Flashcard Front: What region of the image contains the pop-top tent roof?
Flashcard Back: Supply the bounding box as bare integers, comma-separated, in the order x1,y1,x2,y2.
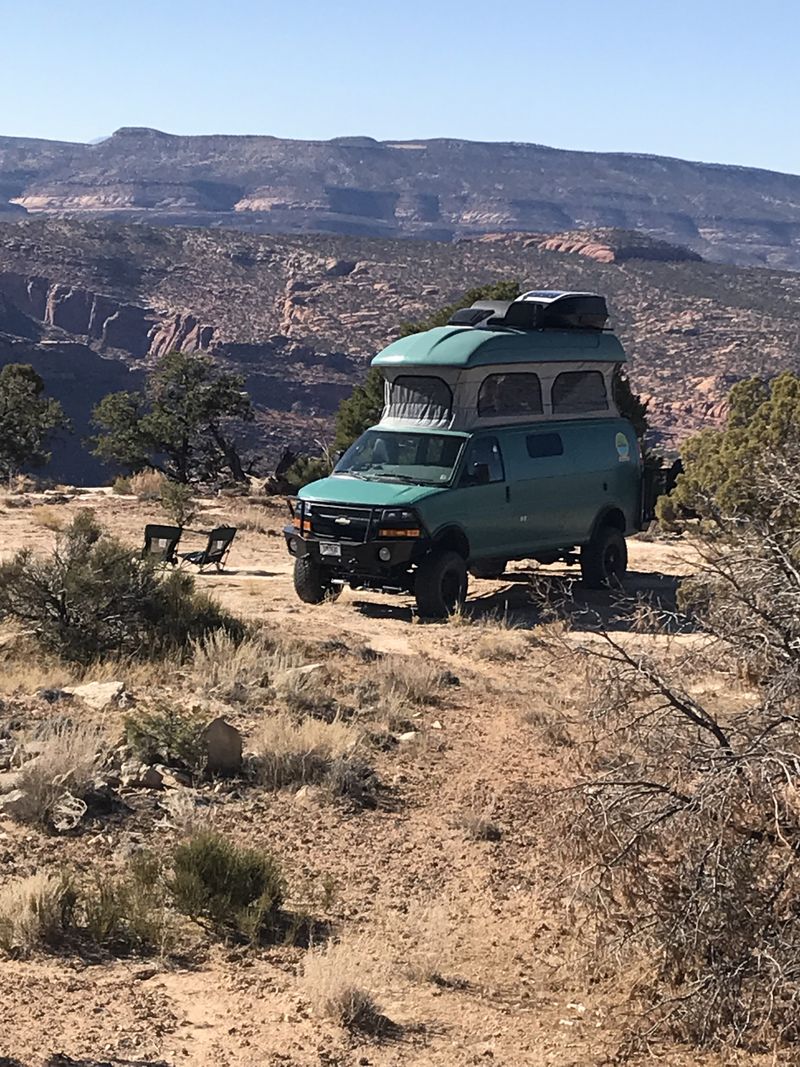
373,324,627,369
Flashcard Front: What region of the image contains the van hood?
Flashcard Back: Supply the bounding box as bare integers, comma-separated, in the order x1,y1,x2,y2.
298,475,445,508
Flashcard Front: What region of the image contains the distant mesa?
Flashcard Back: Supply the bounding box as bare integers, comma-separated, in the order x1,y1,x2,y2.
1,131,800,268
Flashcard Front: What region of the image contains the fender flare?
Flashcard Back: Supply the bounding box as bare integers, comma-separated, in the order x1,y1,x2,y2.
586,506,627,544
430,524,471,560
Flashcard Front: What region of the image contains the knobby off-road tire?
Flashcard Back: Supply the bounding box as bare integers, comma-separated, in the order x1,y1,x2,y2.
469,558,508,580
580,524,628,589
415,550,468,619
293,555,342,604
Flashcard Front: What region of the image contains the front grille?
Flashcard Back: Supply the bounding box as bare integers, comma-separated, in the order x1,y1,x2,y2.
307,503,376,542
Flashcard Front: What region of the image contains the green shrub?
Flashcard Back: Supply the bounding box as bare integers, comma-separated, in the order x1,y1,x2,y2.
112,474,132,495
126,704,207,773
82,853,171,954
670,372,800,521
160,479,198,527
169,831,284,942
0,512,243,664
284,454,333,491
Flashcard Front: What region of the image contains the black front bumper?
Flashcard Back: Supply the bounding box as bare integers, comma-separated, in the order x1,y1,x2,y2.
284,525,426,589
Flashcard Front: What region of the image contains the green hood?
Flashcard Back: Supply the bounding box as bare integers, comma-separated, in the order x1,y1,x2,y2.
298,474,445,507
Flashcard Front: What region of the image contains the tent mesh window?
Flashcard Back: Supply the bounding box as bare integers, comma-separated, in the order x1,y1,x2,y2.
387,375,453,423
551,371,608,414
478,373,543,417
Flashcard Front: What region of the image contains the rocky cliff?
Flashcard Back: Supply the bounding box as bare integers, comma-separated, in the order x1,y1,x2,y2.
3,129,800,269
1,216,799,483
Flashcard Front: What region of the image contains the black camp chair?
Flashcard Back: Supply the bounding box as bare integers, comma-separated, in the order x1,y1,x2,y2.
141,524,182,565
178,526,237,573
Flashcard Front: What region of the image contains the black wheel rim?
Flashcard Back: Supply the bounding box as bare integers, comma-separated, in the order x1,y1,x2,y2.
441,568,462,611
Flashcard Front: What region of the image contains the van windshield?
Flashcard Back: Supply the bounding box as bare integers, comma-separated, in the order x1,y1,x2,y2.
334,430,466,486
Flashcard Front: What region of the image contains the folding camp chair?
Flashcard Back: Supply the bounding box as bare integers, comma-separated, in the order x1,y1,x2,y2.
178,526,237,573
141,524,182,565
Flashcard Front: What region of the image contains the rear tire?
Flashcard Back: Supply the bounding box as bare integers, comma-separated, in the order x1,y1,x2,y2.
293,555,342,604
415,551,468,618
469,558,508,580
580,525,627,589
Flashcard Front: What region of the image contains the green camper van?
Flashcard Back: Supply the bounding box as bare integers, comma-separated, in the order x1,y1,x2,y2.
285,291,648,617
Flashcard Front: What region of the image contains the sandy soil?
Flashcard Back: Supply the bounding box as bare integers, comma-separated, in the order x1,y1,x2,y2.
0,493,755,1067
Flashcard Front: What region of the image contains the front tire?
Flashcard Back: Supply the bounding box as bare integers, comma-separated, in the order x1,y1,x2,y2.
293,555,342,604
415,551,468,618
469,558,508,580
580,525,627,589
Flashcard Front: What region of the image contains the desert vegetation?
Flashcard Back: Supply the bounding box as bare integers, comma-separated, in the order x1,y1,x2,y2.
1,380,799,1064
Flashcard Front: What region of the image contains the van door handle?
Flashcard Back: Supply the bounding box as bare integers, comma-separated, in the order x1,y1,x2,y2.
505,485,510,503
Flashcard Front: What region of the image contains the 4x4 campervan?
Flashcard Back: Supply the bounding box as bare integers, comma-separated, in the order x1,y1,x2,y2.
285,291,648,617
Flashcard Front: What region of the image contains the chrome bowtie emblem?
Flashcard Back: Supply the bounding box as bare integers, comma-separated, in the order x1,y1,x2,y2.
334,516,351,525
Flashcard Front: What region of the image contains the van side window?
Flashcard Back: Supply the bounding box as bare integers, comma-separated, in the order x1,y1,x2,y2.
388,376,452,422
551,371,608,414
526,433,564,458
478,373,543,416
460,437,505,486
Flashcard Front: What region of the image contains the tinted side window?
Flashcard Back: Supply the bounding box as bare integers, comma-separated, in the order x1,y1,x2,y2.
460,437,505,486
526,433,564,458
478,373,543,416
551,371,608,414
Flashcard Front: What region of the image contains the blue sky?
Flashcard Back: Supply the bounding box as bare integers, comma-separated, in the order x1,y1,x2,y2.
3,0,798,174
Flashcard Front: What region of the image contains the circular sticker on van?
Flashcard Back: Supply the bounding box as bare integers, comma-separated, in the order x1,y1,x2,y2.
615,432,631,462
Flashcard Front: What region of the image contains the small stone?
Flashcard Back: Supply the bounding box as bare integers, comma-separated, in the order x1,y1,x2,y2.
139,765,164,789
120,761,163,789
155,765,192,788
202,717,243,776
395,731,417,744
64,680,127,711
280,663,324,679
0,789,29,818
431,720,443,730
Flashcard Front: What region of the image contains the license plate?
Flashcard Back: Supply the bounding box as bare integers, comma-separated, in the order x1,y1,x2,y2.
320,542,341,558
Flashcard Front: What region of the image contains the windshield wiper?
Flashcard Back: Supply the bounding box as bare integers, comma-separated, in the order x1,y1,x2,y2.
368,473,430,484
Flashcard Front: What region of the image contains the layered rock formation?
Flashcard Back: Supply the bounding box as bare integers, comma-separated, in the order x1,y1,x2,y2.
3,129,800,269
1,216,799,483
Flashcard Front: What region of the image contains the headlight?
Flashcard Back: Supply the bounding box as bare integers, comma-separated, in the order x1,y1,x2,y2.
381,509,416,523
378,508,422,539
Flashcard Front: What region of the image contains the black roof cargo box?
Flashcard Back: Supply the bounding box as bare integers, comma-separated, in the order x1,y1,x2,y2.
447,291,609,332
504,291,608,331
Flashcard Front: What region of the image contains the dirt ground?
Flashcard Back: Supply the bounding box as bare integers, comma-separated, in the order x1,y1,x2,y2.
0,492,761,1067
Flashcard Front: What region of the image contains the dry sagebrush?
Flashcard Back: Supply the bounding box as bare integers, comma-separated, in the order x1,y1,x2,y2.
543,479,800,1051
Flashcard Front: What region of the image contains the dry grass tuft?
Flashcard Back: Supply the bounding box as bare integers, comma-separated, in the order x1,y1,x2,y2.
227,505,277,535
405,904,456,984
251,713,361,789
302,938,384,1030
29,505,67,531
189,629,305,693
125,469,167,500
0,871,75,956
14,722,104,826
371,654,444,707
473,629,529,661
455,799,502,841
522,707,574,747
